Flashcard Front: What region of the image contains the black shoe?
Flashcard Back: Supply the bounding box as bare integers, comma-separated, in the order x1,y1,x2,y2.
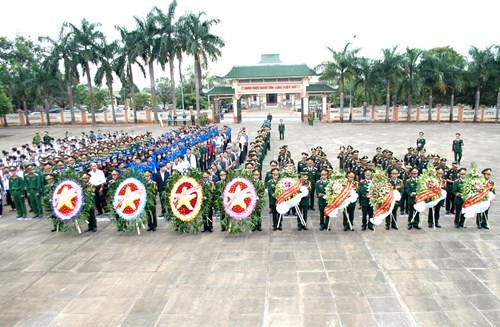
343,227,348,231
391,225,398,230
435,224,442,228
221,228,226,232
51,228,57,232
319,226,325,231
297,226,302,231
273,227,277,231
446,210,450,214
201,228,208,233
477,225,482,229
86,228,94,232
407,225,413,230
400,211,404,215
29,209,33,212
278,226,282,231
268,210,272,214
147,227,154,231
428,224,433,228
98,211,104,216
251,227,257,231
385,226,390,230
482,225,489,230
368,225,374,231
362,225,367,231
455,224,460,228
257,226,262,231
414,226,421,230
310,207,315,211
302,226,308,231
208,228,213,233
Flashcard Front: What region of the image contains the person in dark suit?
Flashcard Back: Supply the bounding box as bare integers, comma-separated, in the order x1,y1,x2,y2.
155,163,169,217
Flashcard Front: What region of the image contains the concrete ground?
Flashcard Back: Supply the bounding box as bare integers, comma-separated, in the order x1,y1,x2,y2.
0,110,499,327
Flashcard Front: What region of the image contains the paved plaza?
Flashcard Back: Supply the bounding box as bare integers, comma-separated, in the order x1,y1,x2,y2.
0,110,499,326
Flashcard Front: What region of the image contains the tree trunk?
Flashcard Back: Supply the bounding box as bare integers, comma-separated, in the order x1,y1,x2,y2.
428,94,433,122
385,84,390,123
473,88,480,123
85,61,96,125
108,81,116,123
177,54,185,111
339,92,344,123
23,100,30,126
169,58,177,118
362,101,367,117
2,114,7,127
449,90,454,123
44,99,51,126
148,60,158,123
496,91,499,124
66,81,75,124
407,95,412,121
194,56,201,118
128,64,137,123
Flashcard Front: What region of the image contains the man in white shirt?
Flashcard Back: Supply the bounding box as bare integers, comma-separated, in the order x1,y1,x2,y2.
89,162,107,215
185,148,197,169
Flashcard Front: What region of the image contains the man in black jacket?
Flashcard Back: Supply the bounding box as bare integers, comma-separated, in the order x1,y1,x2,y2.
155,163,169,217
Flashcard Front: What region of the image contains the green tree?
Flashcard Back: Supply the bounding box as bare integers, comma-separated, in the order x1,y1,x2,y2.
95,41,119,123
135,92,152,110
420,50,445,122
354,57,378,116
63,19,105,125
180,12,224,117
0,84,12,127
317,42,360,122
373,47,403,122
398,47,422,120
467,45,496,122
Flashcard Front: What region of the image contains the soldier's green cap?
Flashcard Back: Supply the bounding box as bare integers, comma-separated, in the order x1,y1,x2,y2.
301,152,309,156
482,168,492,174
9,166,16,171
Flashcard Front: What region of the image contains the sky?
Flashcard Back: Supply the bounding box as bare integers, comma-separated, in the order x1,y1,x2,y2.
1,0,498,89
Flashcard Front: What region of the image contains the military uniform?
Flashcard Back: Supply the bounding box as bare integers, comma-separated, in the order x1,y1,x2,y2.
452,176,466,227
405,176,420,229
304,162,318,209
387,178,404,229
478,178,495,228
266,178,280,230
428,177,445,228
25,172,43,218
358,179,374,230
10,173,27,218
201,179,215,232
445,167,458,214
343,181,357,231
146,177,158,231
278,122,285,140
452,138,464,164
315,177,329,230
297,177,311,230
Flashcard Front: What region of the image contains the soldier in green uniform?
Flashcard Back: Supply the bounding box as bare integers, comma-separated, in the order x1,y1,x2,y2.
452,132,464,165
9,167,27,218
445,162,459,214
201,172,215,233
478,168,495,229
80,174,97,232
267,168,280,231
144,171,158,231
337,146,348,170
387,168,403,230
251,169,264,231
304,158,318,210
452,167,467,228
297,152,308,173
278,119,285,140
416,131,426,152
358,168,374,231
315,170,329,230
25,164,43,218
343,172,357,231
297,172,311,231
216,170,228,231
405,168,421,230
428,167,445,228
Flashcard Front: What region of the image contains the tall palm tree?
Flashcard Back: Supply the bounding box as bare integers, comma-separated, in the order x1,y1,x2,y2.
115,26,145,123
420,50,445,122
95,40,118,123
175,21,188,111
133,11,161,123
29,63,63,125
62,19,105,125
317,42,360,122
399,47,422,120
467,46,495,122
354,57,378,117
181,12,224,118
373,47,403,122
155,1,178,118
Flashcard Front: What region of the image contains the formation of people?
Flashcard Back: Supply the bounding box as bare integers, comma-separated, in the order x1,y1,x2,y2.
0,121,495,234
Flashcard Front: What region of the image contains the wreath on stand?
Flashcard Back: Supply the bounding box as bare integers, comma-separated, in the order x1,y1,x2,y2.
105,168,149,234
43,167,93,233
214,169,264,234
161,168,205,233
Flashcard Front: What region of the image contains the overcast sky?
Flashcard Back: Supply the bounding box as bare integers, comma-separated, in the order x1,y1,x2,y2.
1,0,498,89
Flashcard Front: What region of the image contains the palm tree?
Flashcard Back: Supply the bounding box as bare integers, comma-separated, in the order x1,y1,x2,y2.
354,57,378,117
317,42,360,122
468,46,495,122
115,26,145,123
29,63,63,125
175,21,188,111
420,50,446,122
180,12,225,118
398,47,422,120
373,47,403,122
155,1,178,118
62,19,105,125
133,11,161,123
39,31,80,124
95,41,118,123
